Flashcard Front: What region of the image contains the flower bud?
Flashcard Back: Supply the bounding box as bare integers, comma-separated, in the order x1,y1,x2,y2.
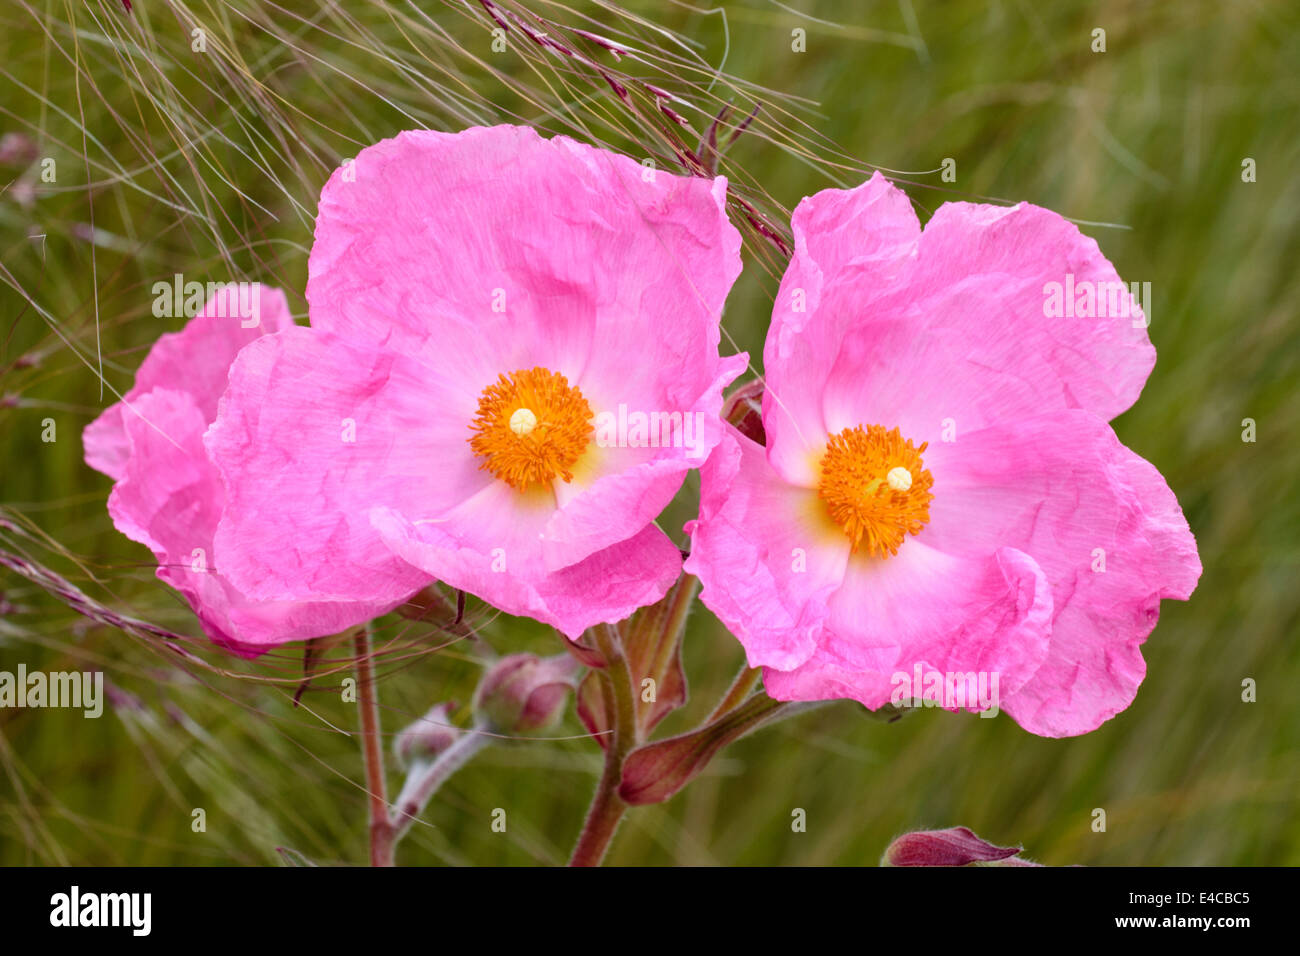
721,378,765,445
883,826,1036,866
395,585,457,621
393,702,460,767
473,653,579,734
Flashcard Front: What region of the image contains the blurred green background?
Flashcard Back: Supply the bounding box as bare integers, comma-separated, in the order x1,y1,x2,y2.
1,0,1297,865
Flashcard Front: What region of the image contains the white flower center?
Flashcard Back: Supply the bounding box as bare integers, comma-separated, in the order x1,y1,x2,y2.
886,466,913,493
509,407,538,436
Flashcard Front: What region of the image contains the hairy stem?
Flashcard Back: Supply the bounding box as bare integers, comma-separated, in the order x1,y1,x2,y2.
569,622,639,866
354,625,395,867
709,664,764,720
652,574,698,676
390,726,493,845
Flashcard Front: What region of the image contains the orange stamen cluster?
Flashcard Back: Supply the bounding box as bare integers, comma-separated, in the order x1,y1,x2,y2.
468,367,594,492
817,424,934,557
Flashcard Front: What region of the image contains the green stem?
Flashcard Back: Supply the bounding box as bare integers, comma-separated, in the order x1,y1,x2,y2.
568,622,639,866
354,625,395,867
650,574,698,679
709,664,764,721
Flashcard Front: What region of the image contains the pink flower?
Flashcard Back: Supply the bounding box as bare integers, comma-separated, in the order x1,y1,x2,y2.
83,287,403,654
205,125,745,640
685,173,1201,737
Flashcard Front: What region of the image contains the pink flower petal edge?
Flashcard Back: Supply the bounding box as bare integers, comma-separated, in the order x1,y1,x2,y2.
84,289,409,654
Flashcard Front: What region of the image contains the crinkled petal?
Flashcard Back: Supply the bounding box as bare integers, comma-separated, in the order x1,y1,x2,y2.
106,390,219,558
308,125,743,419
205,326,455,605
921,410,1201,736
912,199,1155,420
85,285,295,481
372,502,681,639
763,173,920,485
762,172,1156,485
546,351,746,570
685,426,850,670
111,389,406,654
763,543,1053,713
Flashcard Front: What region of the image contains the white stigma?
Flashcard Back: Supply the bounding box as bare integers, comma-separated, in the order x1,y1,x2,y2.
509,407,538,436
886,466,912,492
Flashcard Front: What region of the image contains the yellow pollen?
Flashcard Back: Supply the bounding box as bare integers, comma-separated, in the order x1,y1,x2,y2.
469,367,594,492
817,424,933,558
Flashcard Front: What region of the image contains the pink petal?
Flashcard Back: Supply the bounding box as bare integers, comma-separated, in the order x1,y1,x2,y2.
763,543,1053,713
105,389,219,558
763,172,920,486
913,199,1155,420
762,172,1156,486
85,285,295,481
922,410,1201,736
545,351,746,570
308,125,743,428
110,389,407,654
372,504,681,639
205,326,454,605
684,426,850,671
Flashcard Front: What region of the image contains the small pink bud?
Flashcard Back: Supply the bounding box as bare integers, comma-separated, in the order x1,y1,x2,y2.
9,178,35,209
393,702,460,767
883,827,1033,866
473,653,579,734
0,133,37,165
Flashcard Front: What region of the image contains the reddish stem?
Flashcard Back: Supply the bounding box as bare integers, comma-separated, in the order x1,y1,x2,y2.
569,623,638,866
354,626,395,867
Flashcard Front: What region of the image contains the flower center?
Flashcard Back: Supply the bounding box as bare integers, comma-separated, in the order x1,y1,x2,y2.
817,424,934,557
469,367,594,491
